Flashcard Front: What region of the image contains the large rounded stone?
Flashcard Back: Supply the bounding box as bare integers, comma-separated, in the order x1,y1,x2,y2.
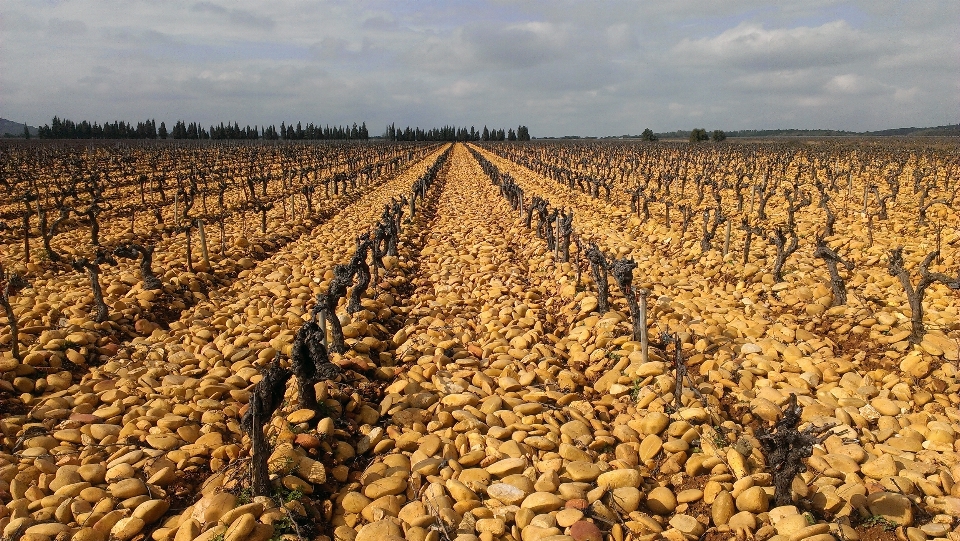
521,492,564,513
356,520,403,541
596,469,640,489
569,520,603,541
712,490,735,526
646,486,677,515
735,486,769,514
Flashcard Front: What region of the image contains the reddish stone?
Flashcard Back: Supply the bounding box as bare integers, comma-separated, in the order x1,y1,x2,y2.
295,433,322,449
865,481,886,494
569,520,602,541
565,498,589,510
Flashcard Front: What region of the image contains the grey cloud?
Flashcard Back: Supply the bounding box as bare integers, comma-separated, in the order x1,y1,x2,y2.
47,18,87,37
191,1,275,30
462,21,571,70
362,13,396,31
402,20,574,75
1,1,957,135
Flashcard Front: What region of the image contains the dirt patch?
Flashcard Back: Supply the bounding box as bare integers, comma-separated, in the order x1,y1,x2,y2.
0,391,26,416
837,331,890,372
718,393,751,425
701,529,731,541
682,498,711,521
675,474,711,493
166,465,212,513
148,290,184,328
853,524,898,541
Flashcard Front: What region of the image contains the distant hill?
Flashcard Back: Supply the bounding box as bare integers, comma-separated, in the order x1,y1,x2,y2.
0,118,38,137
861,124,960,136
654,124,960,139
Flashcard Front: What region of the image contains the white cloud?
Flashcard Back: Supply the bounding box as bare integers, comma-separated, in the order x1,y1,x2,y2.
672,21,884,70
824,74,879,95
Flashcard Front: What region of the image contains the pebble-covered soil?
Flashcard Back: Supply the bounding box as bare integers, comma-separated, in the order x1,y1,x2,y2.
1,142,959,541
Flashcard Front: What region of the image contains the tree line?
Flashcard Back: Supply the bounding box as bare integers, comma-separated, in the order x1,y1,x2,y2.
35,117,372,140
36,117,161,139
383,124,531,142
33,117,534,142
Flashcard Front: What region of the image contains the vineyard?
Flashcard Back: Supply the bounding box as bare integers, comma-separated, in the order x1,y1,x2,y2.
1,139,959,541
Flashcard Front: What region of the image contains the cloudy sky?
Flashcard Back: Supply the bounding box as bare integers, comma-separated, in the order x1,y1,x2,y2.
1,0,957,136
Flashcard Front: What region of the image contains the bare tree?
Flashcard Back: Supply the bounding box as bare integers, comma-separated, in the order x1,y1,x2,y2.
347,233,373,314
19,191,37,263
757,394,835,507
740,218,762,265
0,265,29,363
609,258,645,343
887,247,960,342
290,307,341,411
240,356,291,496
769,226,799,283
756,175,776,220
700,207,726,254
679,204,694,236
72,250,116,323
820,198,836,239
114,244,162,290
813,237,854,306
38,197,72,263
783,186,811,231
584,243,611,313
323,264,353,354
557,210,574,263
81,176,108,247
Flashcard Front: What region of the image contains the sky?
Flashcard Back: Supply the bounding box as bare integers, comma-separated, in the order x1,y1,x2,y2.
1,0,957,136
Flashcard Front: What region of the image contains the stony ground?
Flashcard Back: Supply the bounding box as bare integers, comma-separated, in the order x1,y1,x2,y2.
1,143,959,541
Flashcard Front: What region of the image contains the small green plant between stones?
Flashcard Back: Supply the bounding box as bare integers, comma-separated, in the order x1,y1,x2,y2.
235,487,254,505
861,515,898,531
630,378,643,402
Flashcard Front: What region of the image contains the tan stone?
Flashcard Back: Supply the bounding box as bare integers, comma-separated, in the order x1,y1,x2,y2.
712,490,735,526
110,517,145,541
597,469,641,489
132,499,169,524
646,486,677,515
364,476,407,499
861,454,897,480
356,519,403,541
565,461,601,482
521,492,564,513
638,434,663,462
637,412,670,435
109,478,147,499
224,513,258,541
342,492,372,514
866,492,912,526
669,514,704,537
486,457,527,477
487,483,526,505
736,486,769,514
